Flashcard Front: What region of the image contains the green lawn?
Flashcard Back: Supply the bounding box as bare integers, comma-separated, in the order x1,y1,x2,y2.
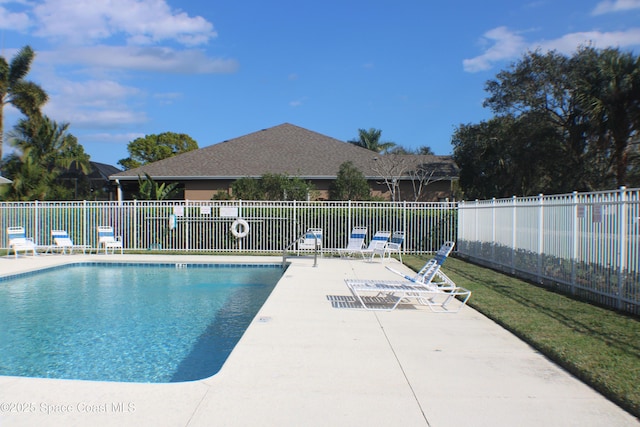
403,255,640,419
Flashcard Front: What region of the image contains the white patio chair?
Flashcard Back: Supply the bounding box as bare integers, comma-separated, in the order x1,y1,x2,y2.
97,226,123,254
297,228,323,255
359,230,390,259
333,226,367,258
7,226,38,258
371,230,404,262
50,230,90,254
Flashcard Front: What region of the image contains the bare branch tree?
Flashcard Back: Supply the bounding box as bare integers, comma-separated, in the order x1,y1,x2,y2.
370,155,409,201
408,164,436,201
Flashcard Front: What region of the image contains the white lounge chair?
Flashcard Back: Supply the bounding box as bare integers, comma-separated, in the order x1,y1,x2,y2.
97,226,123,254
345,241,471,312
7,226,38,258
359,230,390,259
334,226,367,257
297,228,323,255
49,230,90,254
372,230,405,262
386,240,455,287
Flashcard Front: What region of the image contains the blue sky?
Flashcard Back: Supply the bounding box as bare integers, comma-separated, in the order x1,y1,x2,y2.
1,0,639,168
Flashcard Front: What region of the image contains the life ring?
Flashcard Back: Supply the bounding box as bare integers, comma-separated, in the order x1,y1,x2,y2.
231,218,250,238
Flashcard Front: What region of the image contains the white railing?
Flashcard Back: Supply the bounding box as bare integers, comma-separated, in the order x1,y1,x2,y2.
457,188,640,314
0,200,457,255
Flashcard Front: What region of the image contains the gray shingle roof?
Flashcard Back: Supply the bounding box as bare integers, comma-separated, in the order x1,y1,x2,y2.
110,123,458,181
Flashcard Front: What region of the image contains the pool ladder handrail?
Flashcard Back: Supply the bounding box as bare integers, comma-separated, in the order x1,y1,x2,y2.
282,231,319,268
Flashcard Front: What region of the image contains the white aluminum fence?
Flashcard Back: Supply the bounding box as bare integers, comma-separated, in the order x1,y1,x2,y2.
457,188,640,315
0,200,457,255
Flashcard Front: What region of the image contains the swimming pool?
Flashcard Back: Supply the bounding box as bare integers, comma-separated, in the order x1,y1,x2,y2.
0,262,285,383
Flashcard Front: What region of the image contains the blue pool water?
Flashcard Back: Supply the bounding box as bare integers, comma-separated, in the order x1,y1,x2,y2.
0,263,284,383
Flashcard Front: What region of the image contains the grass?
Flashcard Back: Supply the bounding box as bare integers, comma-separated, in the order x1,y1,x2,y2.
403,254,640,419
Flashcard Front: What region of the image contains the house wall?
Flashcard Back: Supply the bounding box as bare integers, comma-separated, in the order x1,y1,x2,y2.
401,180,453,202
184,180,234,200
371,180,453,202
183,178,453,201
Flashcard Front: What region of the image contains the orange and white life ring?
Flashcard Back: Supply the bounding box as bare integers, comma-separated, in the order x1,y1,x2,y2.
231,218,250,238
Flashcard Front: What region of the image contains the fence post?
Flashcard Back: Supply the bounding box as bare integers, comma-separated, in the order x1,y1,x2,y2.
617,186,627,310
34,200,40,245
571,191,578,296
402,200,407,253
474,200,479,251
132,199,138,251
511,196,517,273
538,194,544,282
83,200,88,248
187,200,193,251
348,200,352,236
491,198,496,263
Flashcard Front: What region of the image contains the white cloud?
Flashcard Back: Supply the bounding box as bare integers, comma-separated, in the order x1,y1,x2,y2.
0,5,30,31
42,78,147,128
463,26,640,72
154,92,182,106
62,108,148,128
31,0,216,46
592,0,640,15
463,27,527,72
40,45,238,74
55,79,141,105
82,132,144,144
535,28,640,53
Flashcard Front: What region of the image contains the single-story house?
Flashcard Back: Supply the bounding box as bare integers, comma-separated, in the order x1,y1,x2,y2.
109,123,459,201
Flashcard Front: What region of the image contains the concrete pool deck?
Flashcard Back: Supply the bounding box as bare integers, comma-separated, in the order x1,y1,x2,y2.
0,254,637,427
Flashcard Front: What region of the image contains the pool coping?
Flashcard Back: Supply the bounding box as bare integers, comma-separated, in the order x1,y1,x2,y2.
0,253,637,427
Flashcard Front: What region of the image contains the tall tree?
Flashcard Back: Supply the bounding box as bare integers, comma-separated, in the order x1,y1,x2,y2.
482,49,617,192
1,116,91,200
0,46,48,165
575,47,640,187
452,114,565,199
348,128,396,153
118,132,198,170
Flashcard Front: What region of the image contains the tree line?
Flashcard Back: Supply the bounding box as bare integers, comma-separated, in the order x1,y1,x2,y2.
453,47,640,200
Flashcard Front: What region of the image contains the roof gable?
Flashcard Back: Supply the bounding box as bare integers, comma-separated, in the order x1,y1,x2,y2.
111,123,457,180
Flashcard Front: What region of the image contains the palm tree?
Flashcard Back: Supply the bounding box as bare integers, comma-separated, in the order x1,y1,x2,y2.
0,45,48,165
136,173,180,200
349,128,396,153
576,47,640,186
2,116,90,200
417,146,435,155
11,116,90,174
